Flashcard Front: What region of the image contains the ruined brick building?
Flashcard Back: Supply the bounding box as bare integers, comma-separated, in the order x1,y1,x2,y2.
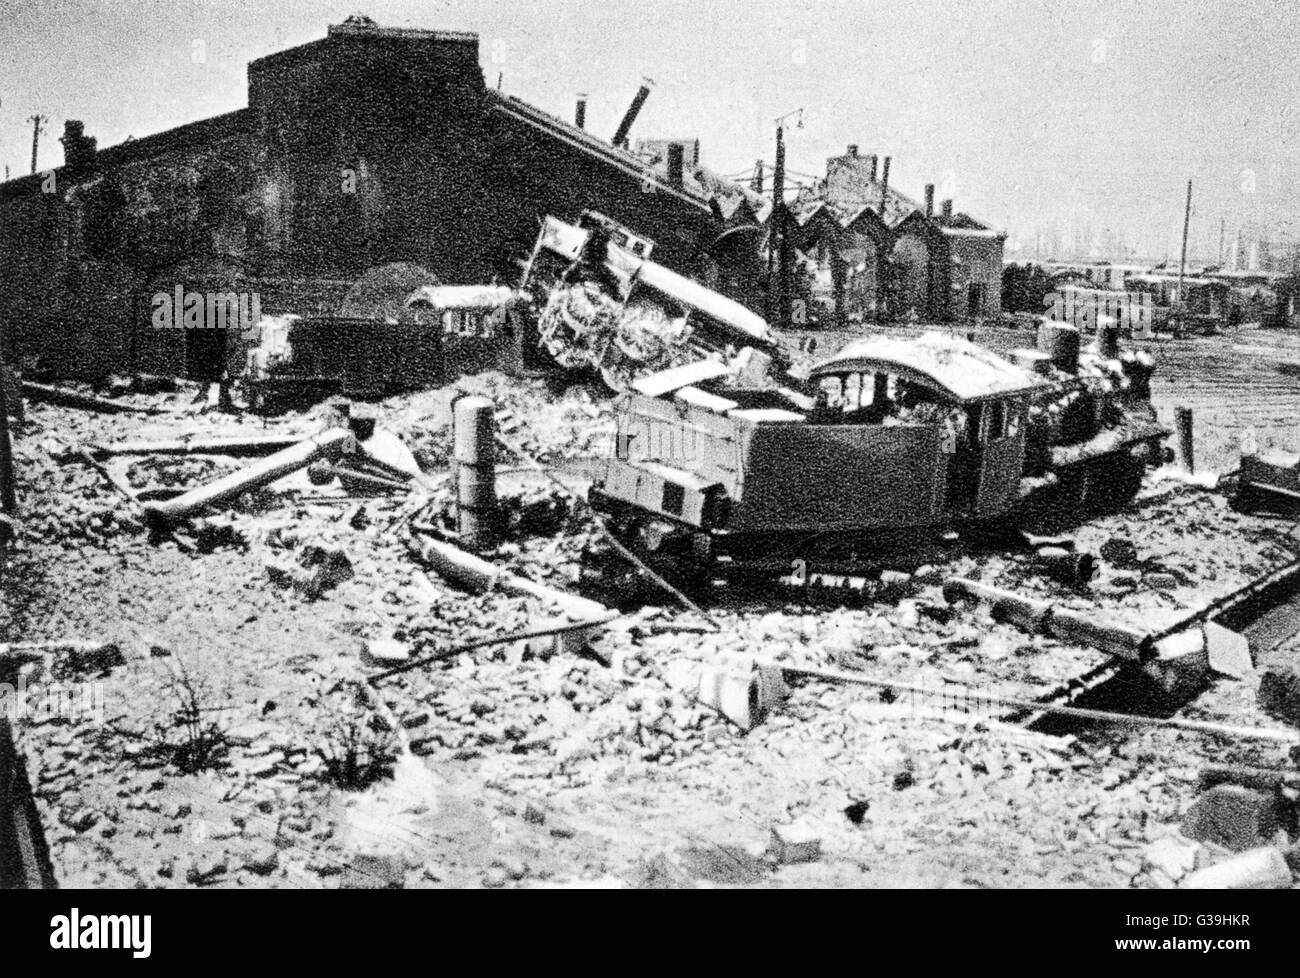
790,146,1006,326
0,19,764,379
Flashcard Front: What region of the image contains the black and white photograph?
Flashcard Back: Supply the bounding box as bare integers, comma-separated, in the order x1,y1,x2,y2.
0,0,1296,929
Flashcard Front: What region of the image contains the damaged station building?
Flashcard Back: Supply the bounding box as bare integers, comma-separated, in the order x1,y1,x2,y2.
789,147,1006,326
0,18,768,383
0,16,1005,385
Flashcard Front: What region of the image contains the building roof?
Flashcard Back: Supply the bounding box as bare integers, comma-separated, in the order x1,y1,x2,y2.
0,109,250,202
808,331,1044,402
940,226,1006,240
796,150,999,235
816,172,922,228
486,90,714,212
0,19,752,222
404,285,520,309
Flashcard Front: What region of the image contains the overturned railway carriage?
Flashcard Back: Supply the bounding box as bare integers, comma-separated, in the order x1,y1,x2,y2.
523,213,789,390
590,331,1167,579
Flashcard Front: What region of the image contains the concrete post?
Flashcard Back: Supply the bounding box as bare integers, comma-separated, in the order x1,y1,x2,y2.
453,396,497,549
1176,406,1195,473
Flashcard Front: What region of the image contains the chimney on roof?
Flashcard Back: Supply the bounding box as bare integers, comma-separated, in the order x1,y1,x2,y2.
751,159,764,194
879,157,891,215
847,144,858,157
924,184,935,218
868,154,878,182
612,78,653,148
60,120,96,173
941,198,953,220
667,142,684,189
575,94,587,130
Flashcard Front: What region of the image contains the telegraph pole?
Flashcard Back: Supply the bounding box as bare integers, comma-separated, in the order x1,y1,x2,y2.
0,98,12,523
771,109,802,330
27,114,46,174
1,100,18,525
1175,178,1192,335
0,342,15,521
773,122,788,329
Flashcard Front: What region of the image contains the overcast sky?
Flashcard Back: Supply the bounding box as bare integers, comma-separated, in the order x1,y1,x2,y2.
2,0,1297,261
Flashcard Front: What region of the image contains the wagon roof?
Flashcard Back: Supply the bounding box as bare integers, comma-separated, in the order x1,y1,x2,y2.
403,285,520,310
808,331,1044,402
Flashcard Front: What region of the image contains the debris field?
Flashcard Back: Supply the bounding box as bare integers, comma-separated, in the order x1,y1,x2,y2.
3,328,1300,890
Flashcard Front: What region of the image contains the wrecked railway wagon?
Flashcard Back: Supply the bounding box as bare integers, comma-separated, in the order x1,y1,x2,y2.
523,213,787,391
589,329,1167,579
243,286,532,407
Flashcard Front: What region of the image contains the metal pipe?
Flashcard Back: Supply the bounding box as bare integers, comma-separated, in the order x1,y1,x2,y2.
368,615,616,684
140,428,355,528
773,662,1300,744
1176,178,1193,335
612,81,652,148
91,435,306,458
942,577,1153,662
21,381,152,415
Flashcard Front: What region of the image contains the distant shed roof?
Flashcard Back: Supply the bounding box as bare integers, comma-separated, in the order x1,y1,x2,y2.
809,331,1044,402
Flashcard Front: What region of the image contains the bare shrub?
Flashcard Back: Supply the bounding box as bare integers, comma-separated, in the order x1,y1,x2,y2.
309,680,397,790
147,658,230,774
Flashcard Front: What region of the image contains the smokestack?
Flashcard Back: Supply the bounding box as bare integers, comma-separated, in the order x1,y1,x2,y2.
751,159,765,194
612,79,653,148
941,198,953,220
868,154,878,182
575,94,587,130
879,157,891,215
59,119,97,173
667,142,684,189
924,184,935,218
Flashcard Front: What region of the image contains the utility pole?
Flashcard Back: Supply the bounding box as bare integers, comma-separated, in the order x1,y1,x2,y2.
1219,217,1225,267
0,96,13,522
27,114,46,174
1175,178,1192,336
771,109,802,331
0,341,15,521
772,122,788,329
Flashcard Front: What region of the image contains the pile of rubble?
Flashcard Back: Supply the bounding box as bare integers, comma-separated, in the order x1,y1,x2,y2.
4,358,1300,889
1140,766,1300,889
